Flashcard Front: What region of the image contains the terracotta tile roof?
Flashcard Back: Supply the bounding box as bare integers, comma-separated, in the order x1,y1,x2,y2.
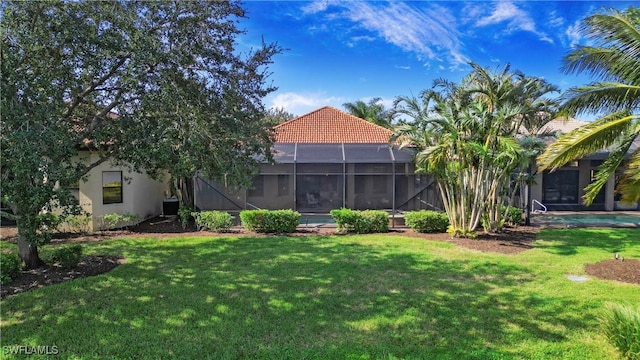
274,106,393,143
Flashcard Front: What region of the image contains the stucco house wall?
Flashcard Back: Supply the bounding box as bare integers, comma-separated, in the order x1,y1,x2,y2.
73,151,169,231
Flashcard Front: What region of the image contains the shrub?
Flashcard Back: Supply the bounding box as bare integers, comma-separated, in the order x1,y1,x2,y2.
600,302,640,360
404,210,450,233
193,211,233,232
62,214,92,233
330,208,388,234
102,213,140,230
503,206,524,226
178,205,194,229
240,209,300,233
447,226,477,239
48,244,83,269
1,253,21,285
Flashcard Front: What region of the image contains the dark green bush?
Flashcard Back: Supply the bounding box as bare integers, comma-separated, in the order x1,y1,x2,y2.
49,244,83,269
240,209,300,233
600,303,640,360
193,211,233,232
404,210,450,233
330,208,388,234
1,253,21,285
503,206,524,226
178,206,194,229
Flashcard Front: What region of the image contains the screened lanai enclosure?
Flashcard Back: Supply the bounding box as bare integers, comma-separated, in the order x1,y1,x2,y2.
194,143,442,214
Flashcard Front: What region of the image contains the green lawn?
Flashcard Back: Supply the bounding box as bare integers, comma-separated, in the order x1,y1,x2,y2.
1,228,639,359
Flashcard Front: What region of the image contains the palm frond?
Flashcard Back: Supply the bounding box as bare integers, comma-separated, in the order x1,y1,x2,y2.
617,146,640,203
563,8,640,83
582,132,636,204
560,83,640,115
537,112,635,170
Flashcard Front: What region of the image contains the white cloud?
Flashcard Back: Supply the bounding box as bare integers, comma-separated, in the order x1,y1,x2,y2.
475,2,553,44
547,10,565,28
268,92,345,116
303,1,468,70
565,20,583,47
346,35,376,48
301,0,336,15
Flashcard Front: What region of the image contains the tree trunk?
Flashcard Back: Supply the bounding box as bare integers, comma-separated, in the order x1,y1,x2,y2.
17,235,45,269
177,176,195,209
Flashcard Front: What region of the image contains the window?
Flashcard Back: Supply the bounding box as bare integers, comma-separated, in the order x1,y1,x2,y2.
354,176,366,194
248,176,264,197
102,171,123,204
543,170,579,204
278,175,289,197
373,175,388,193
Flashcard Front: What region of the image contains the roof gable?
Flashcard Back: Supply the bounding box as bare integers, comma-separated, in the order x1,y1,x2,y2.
274,106,392,143
538,117,589,135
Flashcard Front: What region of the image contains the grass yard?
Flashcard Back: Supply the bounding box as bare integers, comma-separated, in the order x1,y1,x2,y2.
1,228,639,359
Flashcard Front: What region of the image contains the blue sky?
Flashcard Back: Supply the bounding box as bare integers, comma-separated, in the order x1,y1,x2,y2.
239,1,636,118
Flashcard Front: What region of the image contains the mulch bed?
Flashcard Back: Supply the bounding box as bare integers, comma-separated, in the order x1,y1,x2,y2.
1,255,125,299
585,259,640,285
1,216,637,298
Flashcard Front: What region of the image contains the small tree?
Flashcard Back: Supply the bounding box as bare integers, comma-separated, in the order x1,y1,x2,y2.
1,1,281,268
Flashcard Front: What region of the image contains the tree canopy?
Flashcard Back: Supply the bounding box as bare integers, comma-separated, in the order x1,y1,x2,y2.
1,1,281,267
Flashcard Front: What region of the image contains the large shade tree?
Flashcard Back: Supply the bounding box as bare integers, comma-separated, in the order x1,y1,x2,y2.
393,63,558,237
538,7,640,204
1,1,281,268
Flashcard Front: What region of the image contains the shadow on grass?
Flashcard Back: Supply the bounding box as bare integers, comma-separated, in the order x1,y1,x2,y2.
1,235,602,359
537,228,640,256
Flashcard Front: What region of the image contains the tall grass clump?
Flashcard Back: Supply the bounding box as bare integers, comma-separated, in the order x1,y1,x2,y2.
600,302,640,360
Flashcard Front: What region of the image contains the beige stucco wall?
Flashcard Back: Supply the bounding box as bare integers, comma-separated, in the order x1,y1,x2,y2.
75,152,169,231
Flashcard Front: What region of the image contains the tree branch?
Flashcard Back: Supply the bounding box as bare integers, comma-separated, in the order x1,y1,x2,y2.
64,56,129,119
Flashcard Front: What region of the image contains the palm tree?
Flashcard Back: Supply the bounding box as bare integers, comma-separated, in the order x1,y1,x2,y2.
343,98,392,128
537,7,640,204
393,63,558,236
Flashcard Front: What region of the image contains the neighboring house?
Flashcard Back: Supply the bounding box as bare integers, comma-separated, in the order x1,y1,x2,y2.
195,106,440,213
67,151,169,231
529,118,640,211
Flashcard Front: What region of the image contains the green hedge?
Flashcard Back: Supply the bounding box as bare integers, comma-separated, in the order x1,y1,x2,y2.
404,210,450,233
1,253,21,285
47,244,83,269
193,211,233,232
239,209,300,233
330,208,388,234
